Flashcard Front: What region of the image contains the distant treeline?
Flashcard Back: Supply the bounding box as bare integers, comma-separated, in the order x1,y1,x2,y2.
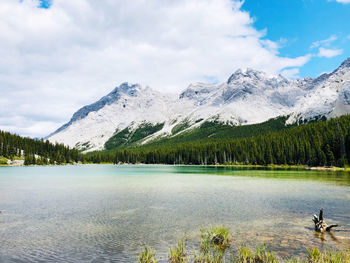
2,115,350,167
0,130,80,165
85,115,350,167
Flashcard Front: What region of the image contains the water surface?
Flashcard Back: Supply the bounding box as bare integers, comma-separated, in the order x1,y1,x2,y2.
0,165,349,262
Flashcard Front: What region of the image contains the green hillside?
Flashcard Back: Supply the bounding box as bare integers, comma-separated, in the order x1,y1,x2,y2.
142,116,292,148
102,116,291,151
105,122,165,150
85,114,350,167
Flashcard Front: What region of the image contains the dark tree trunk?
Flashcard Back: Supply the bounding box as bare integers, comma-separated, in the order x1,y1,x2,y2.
312,209,338,233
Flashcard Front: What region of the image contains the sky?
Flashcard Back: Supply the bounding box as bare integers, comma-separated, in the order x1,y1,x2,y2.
0,0,349,138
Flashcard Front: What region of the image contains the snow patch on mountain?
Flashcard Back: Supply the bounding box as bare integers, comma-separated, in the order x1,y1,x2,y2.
48,58,350,152
286,57,350,124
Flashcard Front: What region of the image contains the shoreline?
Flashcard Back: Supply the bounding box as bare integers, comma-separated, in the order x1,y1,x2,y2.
1,161,350,172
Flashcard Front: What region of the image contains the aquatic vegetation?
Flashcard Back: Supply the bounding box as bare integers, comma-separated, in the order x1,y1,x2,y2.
284,257,302,263
201,226,230,251
137,227,350,263
210,226,231,250
169,239,188,263
236,245,255,263
194,251,226,263
137,246,157,263
194,226,231,263
237,246,279,263
307,248,350,263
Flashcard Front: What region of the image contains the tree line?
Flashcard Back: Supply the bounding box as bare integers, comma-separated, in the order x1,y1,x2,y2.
0,130,81,165
2,115,350,167
85,115,350,167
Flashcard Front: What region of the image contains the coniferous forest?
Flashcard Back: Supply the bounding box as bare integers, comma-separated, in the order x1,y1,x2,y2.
1,115,350,167
0,130,80,165
85,115,350,167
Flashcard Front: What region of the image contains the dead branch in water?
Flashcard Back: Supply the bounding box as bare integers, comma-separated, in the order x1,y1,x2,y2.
312,209,338,233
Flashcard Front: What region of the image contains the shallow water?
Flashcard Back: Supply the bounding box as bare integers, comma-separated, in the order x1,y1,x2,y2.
0,165,349,262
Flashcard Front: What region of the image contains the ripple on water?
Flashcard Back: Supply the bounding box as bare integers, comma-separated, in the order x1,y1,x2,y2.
1,165,350,262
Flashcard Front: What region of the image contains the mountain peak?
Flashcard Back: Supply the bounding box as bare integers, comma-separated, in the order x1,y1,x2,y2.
227,68,267,84
340,57,350,69
227,69,244,83
48,61,350,151
110,82,141,96
73,82,140,117
47,82,140,138
321,57,350,80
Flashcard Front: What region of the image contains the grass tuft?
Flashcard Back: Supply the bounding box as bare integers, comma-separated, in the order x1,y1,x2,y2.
237,246,279,263
169,238,188,263
137,246,157,263
307,248,350,263
136,227,350,263
194,226,231,262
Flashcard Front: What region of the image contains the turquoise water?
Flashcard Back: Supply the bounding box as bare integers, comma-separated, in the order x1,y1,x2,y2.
0,165,349,262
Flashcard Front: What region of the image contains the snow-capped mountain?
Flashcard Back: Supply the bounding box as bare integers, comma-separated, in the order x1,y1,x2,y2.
48,58,350,152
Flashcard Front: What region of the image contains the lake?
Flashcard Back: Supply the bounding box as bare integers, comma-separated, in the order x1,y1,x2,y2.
0,165,349,262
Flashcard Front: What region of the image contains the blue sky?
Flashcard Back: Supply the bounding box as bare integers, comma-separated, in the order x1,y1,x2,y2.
1,0,350,137
242,0,350,77
36,0,350,78
38,0,51,8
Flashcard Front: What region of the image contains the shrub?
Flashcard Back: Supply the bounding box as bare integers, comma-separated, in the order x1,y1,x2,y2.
0,156,8,165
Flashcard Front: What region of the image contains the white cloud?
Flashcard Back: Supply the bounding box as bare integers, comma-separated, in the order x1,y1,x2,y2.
0,0,311,137
317,47,343,58
334,0,350,3
311,35,337,49
280,68,300,79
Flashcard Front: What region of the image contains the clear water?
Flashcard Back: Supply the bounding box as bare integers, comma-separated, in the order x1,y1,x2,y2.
0,165,349,262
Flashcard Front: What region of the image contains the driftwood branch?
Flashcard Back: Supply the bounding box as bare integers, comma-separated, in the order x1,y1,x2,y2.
313,209,338,233
326,224,338,231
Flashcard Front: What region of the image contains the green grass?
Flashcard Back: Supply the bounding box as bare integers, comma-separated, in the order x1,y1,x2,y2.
219,163,350,171
169,239,188,263
138,246,157,263
237,246,279,263
137,227,350,263
194,226,231,263
12,156,24,160
0,156,8,165
307,248,350,263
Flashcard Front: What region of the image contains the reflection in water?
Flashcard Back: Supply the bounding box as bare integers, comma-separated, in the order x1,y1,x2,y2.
0,165,349,262
328,232,339,243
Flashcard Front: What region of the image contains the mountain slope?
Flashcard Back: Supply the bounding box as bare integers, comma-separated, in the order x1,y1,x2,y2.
48,58,350,152
286,58,350,124
85,114,350,167
120,116,292,150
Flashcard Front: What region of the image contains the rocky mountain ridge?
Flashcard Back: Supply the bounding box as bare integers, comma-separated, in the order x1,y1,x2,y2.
48,58,350,152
